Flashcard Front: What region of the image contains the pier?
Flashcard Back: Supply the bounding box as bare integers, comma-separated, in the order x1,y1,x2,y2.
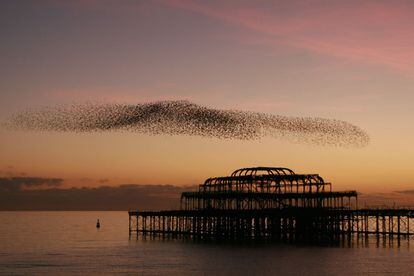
129,167,414,241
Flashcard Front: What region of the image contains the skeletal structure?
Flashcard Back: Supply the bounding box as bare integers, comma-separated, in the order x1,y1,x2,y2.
5,100,369,147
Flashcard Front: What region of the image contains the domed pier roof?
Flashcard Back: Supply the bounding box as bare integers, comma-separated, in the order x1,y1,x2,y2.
230,167,295,177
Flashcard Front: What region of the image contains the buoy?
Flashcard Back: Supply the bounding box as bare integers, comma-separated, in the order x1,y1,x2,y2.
96,219,100,228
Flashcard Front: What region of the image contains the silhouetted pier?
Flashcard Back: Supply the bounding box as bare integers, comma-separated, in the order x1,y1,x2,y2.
129,167,414,242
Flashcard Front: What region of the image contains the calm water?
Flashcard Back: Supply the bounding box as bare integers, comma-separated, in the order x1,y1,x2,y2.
1,212,414,275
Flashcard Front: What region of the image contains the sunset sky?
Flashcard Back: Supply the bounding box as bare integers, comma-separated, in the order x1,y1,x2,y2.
1,0,414,197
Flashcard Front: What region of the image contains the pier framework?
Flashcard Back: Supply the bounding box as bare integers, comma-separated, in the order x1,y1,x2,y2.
129,167,414,241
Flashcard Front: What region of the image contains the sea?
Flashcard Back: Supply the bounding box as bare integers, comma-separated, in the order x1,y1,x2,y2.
0,211,413,275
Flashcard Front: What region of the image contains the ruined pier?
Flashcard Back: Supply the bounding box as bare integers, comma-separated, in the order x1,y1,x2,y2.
129,167,414,241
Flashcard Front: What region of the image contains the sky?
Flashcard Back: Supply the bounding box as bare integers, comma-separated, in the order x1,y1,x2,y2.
1,0,414,203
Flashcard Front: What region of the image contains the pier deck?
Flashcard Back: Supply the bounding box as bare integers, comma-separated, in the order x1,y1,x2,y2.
129,208,414,240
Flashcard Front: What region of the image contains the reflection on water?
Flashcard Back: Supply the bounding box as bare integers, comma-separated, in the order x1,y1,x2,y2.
0,212,413,275
132,232,412,250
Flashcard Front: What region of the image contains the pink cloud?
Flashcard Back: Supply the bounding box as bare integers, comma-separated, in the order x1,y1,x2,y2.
165,0,414,75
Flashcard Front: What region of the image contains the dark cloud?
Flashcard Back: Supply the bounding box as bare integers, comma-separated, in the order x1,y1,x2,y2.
0,184,196,211
5,100,369,147
0,177,63,191
358,192,414,208
1,181,414,210
395,189,414,194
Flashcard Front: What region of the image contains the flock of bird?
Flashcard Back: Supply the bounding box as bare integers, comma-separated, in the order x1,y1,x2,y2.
5,100,369,147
